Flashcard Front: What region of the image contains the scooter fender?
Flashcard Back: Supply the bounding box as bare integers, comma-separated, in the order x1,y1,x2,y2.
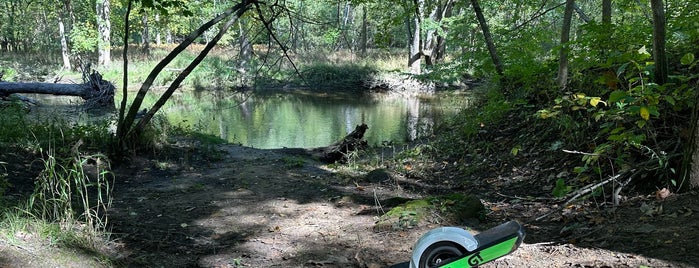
409,227,479,268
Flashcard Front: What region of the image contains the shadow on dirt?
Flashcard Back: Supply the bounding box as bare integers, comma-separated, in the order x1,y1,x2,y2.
109,145,412,267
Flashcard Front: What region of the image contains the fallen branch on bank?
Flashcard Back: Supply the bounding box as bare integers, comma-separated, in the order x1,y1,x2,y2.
312,124,369,163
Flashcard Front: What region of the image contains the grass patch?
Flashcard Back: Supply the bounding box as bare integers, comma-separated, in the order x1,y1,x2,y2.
298,63,378,90
374,194,484,231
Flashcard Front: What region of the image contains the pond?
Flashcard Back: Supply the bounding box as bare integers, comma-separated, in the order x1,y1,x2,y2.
27,89,472,149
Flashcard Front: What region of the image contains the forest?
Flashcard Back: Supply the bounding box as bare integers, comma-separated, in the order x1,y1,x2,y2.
1,0,698,267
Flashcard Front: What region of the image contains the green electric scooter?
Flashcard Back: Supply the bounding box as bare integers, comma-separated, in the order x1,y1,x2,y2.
391,220,525,268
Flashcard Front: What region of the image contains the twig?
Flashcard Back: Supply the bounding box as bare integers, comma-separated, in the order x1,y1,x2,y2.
562,149,598,156
373,190,385,215
613,169,641,206
564,173,623,206
533,173,623,222
496,192,556,201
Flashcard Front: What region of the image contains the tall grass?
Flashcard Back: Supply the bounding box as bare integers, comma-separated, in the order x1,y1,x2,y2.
27,149,112,233
0,102,115,263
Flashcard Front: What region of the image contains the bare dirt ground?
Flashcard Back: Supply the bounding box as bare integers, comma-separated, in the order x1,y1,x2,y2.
103,142,697,268
2,140,698,267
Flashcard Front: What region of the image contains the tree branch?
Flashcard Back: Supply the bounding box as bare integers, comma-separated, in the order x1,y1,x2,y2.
253,1,305,86
509,1,566,33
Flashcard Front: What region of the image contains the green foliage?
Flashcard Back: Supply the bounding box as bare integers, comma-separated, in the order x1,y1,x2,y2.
447,86,512,139
299,63,378,90
69,22,99,54
552,178,572,198
0,66,17,81
282,156,305,169
0,162,7,202
537,44,696,192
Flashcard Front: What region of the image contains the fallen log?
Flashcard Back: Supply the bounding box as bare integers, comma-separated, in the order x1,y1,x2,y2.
0,71,115,109
312,124,369,163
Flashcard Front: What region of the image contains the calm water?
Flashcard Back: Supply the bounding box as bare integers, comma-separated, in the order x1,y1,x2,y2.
27,89,472,149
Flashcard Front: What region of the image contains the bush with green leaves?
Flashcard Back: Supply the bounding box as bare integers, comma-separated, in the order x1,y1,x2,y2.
537,48,697,192
69,22,99,56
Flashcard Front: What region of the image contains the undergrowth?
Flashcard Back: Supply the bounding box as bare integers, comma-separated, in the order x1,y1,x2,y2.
0,102,116,264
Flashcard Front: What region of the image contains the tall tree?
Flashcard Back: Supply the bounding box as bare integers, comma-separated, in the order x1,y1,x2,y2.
650,0,667,85
96,0,111,65
470,0,503,76
141,11,150,55
408,0,424,74
602,0,612,24
58,10,71,69
557,0,575,89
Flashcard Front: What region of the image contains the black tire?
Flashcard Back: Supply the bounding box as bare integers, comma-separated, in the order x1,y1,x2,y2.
418,241,466,268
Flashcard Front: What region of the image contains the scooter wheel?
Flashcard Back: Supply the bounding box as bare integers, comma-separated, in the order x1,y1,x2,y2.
418,241,466,268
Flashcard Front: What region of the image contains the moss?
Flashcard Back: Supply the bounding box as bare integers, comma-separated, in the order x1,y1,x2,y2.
374,194,484,231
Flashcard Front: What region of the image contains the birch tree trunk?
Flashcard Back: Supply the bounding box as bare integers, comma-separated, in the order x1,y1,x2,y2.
408,0,424,74
58,13,71,70
155,13,161,45
96,0,111,66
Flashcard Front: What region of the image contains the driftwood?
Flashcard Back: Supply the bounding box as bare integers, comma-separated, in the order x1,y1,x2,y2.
0,71,114,109
312,124,369,163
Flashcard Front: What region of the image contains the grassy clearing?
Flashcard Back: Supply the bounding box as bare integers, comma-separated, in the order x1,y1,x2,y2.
1,46,407,92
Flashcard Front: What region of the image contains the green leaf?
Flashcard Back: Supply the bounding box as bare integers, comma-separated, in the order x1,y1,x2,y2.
665,96,676,106
681,53,695,65
616,62,629,77
636,120,646,128
608,90,628,103
511,145,522,156
649,105,660,116
640,106,650,120
552,178,572,198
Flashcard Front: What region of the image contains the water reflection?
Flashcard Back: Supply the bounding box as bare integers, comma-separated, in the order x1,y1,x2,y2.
25,90,471,149
162,90,469,149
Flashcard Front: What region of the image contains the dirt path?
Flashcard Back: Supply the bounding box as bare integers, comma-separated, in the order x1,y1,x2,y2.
107,144,697,268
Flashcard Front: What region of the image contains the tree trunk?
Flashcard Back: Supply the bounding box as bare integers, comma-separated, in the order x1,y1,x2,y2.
423,6,438,66
0,82,87,97
650,0,668,85
141,12,150,54
311,124,368,163
155,14,161,45
434,0,454,63
96,0,111,66
408,0,424,74
117,2,251,148
689,89,699,189
557,0,575,89
602,0,612,24
360,5,368,57
573,3,590,23
58,13,71,70
471,0,503,76
238,19,252,69
0,72,114,108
